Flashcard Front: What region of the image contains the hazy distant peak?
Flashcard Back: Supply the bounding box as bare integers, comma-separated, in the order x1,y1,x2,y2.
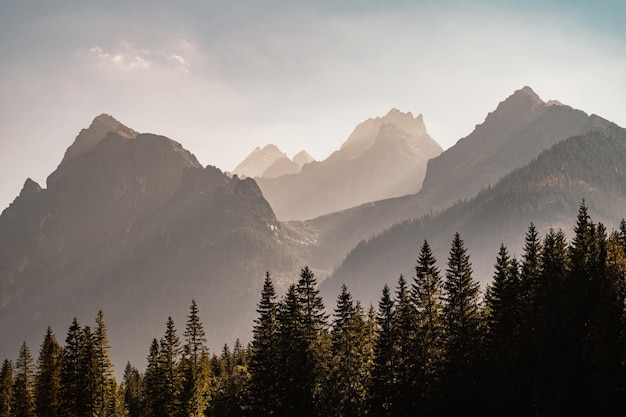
232,143,287,178
511,86,544,106
336,108,429,161
293,150,314,167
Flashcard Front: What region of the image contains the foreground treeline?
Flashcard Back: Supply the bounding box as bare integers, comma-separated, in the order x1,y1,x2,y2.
2,202,626,417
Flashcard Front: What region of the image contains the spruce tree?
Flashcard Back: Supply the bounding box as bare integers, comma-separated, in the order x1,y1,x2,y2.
412,239,444,411
441,232,482,415
295,266,329,417
12,342,35,417
79,325,98,417
93,311,114,417
392,275,419,415
370,285,394,417
122,362,144,417
0,359,12,417
159,317,183,417
276,284,308,417
143,338,165,417
181,300,210,417
35,327,62,417
249,272,280,416
484,244,523,416
326,284,370,417
60,318,82,417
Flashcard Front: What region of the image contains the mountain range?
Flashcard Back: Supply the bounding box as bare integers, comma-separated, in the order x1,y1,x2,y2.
255,109,442,220
0,115,308,369
231,144,314,179
1,86,623,372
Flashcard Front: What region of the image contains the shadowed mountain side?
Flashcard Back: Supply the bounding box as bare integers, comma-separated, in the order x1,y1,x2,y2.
299,87,613,273
0,117,308,370
321,125,626,306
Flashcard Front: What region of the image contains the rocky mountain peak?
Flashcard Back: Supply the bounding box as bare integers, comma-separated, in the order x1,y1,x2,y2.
293,150,314,168
232,144,287,178
334,109,428,162
19,178,42,197
63,114,138,162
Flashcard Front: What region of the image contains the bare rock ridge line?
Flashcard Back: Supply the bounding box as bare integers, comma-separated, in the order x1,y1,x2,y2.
251,108,442,220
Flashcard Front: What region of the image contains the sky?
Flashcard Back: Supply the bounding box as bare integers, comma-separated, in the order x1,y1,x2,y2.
0,0,625,211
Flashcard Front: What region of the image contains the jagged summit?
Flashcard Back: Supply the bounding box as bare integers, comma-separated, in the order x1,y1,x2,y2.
232,144,287,178
20,178,42,196
334,108,428,162
293,150,314,168
64,114,138,161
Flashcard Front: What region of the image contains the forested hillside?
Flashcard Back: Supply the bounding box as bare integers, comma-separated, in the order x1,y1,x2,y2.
2,203,625,416
324,125,626,305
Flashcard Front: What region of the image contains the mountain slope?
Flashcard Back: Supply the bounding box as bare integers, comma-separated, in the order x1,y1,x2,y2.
257,109,442,220
322,125,626,305
0,116,307,369
300,87,613,272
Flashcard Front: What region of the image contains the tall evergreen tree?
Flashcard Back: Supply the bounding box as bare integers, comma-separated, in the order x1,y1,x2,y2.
412,239,444,412
392,275,419,416
79,325,98,417
294,266,329,417
93,311,114,417
248,272,280,416
159,317,183,417
276,284,309,417
35,327,62,417
441,232,482,415
12,342,36,417
143,338,165,417
370,285,394,417
484,244,523,416
0,359,12,417
532,228,570,415
181,300,210,417
122,362,144,417
326,284,370,417
60,318,83,417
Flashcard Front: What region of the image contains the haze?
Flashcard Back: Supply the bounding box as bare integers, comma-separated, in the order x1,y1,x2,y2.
0,0,625,211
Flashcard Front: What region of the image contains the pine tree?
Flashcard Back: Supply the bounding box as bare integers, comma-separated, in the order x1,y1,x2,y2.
441,232,482,415
412,239,444,411
35,327,62,417
370,285,394,417
276,284,308,417
122,362,144,417
0,359,12,417
484,244,523,416
12,342,35,417
143,338,165,417
533,228,570,415
248,272,280,416
181,299,210,417
294,266,329,417
60,318,83,417
392,275,419,415
79,325,98,417
93,311,114,417
326,284,370,417
159,317,183,417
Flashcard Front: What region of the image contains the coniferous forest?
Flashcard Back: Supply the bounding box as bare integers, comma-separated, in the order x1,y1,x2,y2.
2,202,626,417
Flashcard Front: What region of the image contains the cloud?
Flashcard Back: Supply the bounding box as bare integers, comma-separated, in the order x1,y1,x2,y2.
87,40,194,72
